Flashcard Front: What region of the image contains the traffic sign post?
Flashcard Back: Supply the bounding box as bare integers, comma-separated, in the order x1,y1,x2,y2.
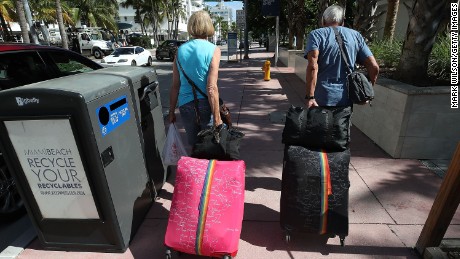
227,32,238,62
236,10,245,29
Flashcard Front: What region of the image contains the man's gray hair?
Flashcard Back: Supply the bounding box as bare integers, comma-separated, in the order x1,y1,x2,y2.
322,5,345,25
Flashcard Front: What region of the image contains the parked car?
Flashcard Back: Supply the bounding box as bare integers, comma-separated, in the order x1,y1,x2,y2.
0,43,104,219
216,40,227,45
155,39,186,60
101,46,153,66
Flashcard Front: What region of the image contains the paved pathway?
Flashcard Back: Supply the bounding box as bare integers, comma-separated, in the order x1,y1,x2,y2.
17,47,460,259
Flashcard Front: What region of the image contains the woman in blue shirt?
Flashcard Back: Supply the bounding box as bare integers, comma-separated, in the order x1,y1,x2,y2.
168,10,223,146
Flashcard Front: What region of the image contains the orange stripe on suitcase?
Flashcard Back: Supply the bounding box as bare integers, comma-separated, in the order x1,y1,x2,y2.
319,150,332,234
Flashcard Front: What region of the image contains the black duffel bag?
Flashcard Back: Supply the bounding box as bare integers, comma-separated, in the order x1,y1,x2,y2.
191,126,244,161
282,106,352,152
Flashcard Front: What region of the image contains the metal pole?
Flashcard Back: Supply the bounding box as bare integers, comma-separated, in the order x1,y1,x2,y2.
275,16,279,67
241,28,246,62
22,0,39,44
243,0,249,59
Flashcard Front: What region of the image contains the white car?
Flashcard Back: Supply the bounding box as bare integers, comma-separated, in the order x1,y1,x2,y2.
101,46,153,66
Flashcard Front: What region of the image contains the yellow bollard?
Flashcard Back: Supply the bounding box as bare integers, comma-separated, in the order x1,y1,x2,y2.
262,60,271,81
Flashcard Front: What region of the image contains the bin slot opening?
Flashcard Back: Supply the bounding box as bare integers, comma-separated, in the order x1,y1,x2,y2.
109,98,127,111
101,146,114,167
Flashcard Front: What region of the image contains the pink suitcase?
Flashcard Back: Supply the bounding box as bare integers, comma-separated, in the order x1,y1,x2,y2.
164,157,245,259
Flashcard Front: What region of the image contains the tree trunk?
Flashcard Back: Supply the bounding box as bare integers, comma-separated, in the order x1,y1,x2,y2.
395,0,450,85
296,30,305,50
285,0,307,50
383,0,399,40
288,29,295,49
14,0,30,43
56,0,68,49
317,0,330,27
285,0,295,49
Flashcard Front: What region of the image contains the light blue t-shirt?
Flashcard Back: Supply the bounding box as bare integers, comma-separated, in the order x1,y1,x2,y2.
304,26,373,106
177,39,216,107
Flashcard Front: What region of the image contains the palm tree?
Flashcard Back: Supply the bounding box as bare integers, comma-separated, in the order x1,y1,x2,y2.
28,0,72,47
69,0,118,31
230,21,237,32
0,0,14,21
383,0,399,41
164,0,184,39
56,0,68,49
0,0,15,41
221,20,229,40
395,0,451,85
214,15,224,40
14,0,29,42
28,0,72,25
121,0,145,34
150,0,166,45
173,0,186,39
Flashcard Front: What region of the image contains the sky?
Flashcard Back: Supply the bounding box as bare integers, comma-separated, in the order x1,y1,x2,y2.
203,1,244,20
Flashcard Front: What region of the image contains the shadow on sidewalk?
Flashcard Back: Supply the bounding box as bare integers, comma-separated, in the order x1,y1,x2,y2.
240,221,418,257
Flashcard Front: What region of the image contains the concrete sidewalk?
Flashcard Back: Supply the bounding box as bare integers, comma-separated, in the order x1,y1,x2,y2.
18,47,460,259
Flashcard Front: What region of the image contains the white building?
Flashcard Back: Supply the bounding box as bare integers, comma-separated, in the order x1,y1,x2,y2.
206,0,233,24
205,0,233,42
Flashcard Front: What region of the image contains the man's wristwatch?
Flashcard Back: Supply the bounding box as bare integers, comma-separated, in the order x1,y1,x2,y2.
305,95,315,100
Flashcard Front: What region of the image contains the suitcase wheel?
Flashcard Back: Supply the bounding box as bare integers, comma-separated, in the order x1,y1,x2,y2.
285,233,291,243
340,236,345,247
165,248,172,259
222,255,232,259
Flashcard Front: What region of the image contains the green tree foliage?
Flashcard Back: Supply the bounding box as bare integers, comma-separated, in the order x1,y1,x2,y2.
29,0,73,25
0,0,15,40
0,0,15,21
68,0,118,31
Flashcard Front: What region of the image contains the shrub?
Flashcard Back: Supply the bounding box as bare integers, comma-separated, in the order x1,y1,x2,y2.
428,35,450,81
369,37,450,84
129,36,152,48
369,39,402,68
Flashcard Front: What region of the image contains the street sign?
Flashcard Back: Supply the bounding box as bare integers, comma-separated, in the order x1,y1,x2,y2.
227,32,238,56
262,0,280,16
236,10,245,28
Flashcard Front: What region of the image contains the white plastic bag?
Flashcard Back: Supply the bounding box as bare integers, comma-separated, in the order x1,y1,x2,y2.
162,123,187,165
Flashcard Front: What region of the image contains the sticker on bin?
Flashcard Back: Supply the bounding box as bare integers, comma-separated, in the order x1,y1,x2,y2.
96,95,130,137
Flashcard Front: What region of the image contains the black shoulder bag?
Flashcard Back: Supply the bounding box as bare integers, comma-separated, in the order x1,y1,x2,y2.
333,27,374,104
176,59,243,160
176,59,232,127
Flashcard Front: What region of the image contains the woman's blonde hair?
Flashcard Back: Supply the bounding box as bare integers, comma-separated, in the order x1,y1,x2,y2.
187,10,215,38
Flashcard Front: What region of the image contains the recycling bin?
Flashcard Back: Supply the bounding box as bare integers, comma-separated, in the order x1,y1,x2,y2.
0,72,153,252
91,67,170,193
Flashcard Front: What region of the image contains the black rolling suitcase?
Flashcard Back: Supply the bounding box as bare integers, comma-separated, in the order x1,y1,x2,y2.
280,145,350,246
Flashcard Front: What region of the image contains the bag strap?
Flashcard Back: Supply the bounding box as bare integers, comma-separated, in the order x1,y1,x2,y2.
177,57,203,125
177,59,208,98
332,27,353,74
